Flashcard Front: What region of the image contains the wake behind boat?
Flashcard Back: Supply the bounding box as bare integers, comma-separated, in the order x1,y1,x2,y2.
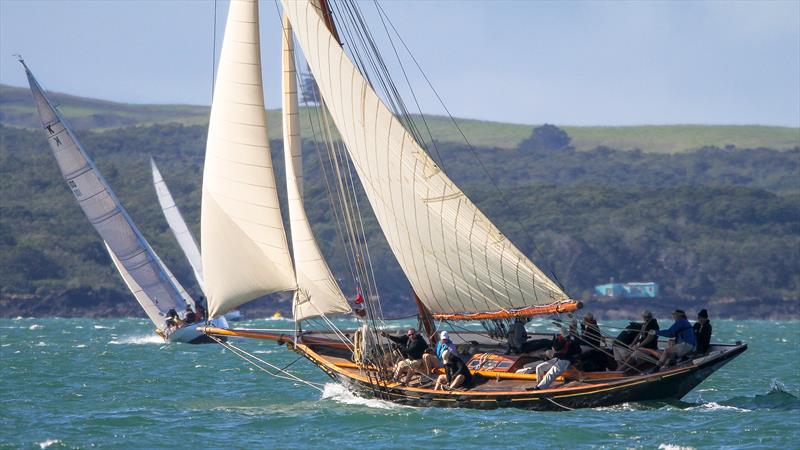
195,0,746,410
20,59,227,344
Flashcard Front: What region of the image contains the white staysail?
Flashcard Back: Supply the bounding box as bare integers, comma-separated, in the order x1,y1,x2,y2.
150,158,205,291
21,60,189,329
202,0,296,318
282,1,569,316
282,15,352,321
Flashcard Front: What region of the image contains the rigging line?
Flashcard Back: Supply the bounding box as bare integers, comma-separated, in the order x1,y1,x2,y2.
550,318,649,373
373,1,568,295
208,333,325,392
211,0,217,100
545,397,575,411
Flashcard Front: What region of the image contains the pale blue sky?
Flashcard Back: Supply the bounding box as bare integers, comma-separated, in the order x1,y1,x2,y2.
1,0,798,126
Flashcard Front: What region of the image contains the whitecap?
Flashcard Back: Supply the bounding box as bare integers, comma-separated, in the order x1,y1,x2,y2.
74,344,87,348
93,325,113,330
658,445,695,450
29,324,42,330
689,401,750,412
37,439,61,449
35,341,47,347
321,383,406,410
108,335,163,345
252,350,274,354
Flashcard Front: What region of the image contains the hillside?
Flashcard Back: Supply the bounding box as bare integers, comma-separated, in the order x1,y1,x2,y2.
0,117,798,319
2,83,798,153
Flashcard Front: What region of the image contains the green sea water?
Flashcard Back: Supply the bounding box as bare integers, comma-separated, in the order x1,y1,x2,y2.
1,318,798,449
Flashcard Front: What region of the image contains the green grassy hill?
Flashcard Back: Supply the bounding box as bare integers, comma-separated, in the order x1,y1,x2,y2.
2,84,797,153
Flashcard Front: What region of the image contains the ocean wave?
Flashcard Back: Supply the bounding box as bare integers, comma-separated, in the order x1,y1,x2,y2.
718,380,800,411
93,325,113,330
29,324,42,330
321,383,406,410
108,335,163,345
658,444,695,450
37,439,62,449
688,401,750,413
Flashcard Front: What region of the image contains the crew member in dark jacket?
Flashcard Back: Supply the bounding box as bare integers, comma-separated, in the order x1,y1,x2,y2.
530,328,581,390
693,309,712,355
434,349,474,390
382,328,429,385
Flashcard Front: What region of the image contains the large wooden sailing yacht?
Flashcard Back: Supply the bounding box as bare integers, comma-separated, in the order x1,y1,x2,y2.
193,0,747,409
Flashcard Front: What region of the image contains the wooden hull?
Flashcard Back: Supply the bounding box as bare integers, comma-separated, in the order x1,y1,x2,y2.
202,327,747,410
300,342,747,410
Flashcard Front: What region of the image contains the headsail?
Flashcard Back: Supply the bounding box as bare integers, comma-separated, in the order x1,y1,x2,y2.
21,60,189,329
282,14,352,321
105,242,194,326
151,158,205,291
202,0,296,318
282,1,572,317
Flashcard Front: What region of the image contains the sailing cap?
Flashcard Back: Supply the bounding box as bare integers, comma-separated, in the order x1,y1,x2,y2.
673,309,686,317
698,309,709,318
440,331,449,341
643,310,653,318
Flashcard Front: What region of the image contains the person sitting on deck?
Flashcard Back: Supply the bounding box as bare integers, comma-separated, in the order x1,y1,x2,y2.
505,317,551,355
165,308,179,330
381,328,429,385
693,309,712,355
616,311,660,370
184,305,197,324
653,309,696,371
579,313,603,348
528,328,581,390
423,330,456,374
434,349,473,391
576,312,613,372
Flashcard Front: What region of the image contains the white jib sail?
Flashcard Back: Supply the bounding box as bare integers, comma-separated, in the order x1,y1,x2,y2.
105,242,194,327
202,0,296,318
150,158,205,292
21,61,189,329
282,15,352,321
282,1,569,316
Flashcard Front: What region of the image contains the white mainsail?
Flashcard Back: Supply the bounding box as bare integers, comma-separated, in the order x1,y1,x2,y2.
151,158,205,291
21,60,189,329
282,15,352,321
282,1,569,316
202,0,296,318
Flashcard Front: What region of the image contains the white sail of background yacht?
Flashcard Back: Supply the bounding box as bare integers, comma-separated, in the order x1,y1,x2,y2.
20,60,190,330
281,0,570,318
202,0,296,318
150,158,205,291
281,14,352,321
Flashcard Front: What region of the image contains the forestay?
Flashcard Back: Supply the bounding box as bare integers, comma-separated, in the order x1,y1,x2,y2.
202,0,296,318
282,1,570,316
151,158,205,292
282,15,352,321
21,61,188,329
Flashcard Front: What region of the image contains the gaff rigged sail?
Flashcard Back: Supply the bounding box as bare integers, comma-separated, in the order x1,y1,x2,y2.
282,0,572,317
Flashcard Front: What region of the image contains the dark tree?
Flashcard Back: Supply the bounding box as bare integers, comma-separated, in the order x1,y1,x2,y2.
518,124,571,151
